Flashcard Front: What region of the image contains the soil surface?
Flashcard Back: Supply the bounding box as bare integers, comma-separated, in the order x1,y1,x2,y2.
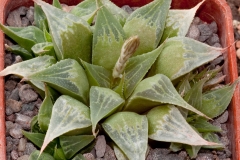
3,2,239,160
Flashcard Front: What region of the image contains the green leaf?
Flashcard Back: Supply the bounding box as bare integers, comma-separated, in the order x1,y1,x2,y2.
170,143,183,152
147,105,219,146
22,131,56,154
123,0,171,56
34,3,48,30
81,60,111,88
72,153,86,160
102,112,148,160
176,73,191,97
123,45,163,98
90,86,125,135
92,4,125,70
34,0,92,63
30,115,43,133
27,59,89,104
43,27,52,42
113,144,128,160
40,95,92,154
190,117,222,133
124,74,208,118
5,44,33,60
29,150,55,160
38,85,60,132
161,1,204,42
54,146,67,160
113,73,125,98
150,37,223,80
31,42,56,57
53,0,62,9
184,145,201,159
59,135,95,159
0,55,56,78
200,79,239,118
202,132,224,149
184,78,208,110
0,24,45,52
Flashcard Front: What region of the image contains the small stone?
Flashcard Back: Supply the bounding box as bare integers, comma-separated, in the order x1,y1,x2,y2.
5,53,13,67
209,21,218,33
6,99,22,113
121,5,133,14
90,147,97,158
9,123,23,139
13,56,23,64
186,24,200,40
9,88,20,101
83,153,95,160
21,17,30,27
220,136,230,146
6,10,22,27
206,33,220,46
196,153,214,160
192,17,201,25
6,114,16,122
210,56,224,66
103,145,117,160
213,43,222,48
15,113,32,130
6,136,13,153
5,107,14,116
34,98,43,109
197,24,213,42
17,6,28,16
179,151,188,159
95,135,106,158
26,7,34,23
5,80,17,91
236,41,240,49
146,148,171,160
6,121,14,136
19,84,38,103
11,150,18,160
236,48,240,60
21,110,35,117
18,138,27,152
21,103,35,112
23,143,37,155
215,111,229,124
17,155,29,160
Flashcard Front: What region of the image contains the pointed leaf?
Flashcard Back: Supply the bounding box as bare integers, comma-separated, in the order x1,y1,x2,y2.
113,73,125,98
90,86,125,135
0,55,56,77
54,147,66,160
31,42,56,57
22,131,56,154
81,60,111,88
113,144,128,160
27,59,89,104
161,1,204,42
34,3,48,30
123,45,162,98
40,95,92,154
0,24,45,52
184,145,201,159
150,37,223,80
124,74,208,118
34,0,92,63
202,132,224,149
199,79,239,118
190,117,222,133
30,115,43,133
102,112,148,160
53,0,62,9
29,150,55,160
5,44,33,60
170,143,183,152
147,105,219,146
43,27,52,42
92,4,125,70
123,0,171,56
184,78,208,110
70,0,96,18
60,135,95,159
38,85,60,132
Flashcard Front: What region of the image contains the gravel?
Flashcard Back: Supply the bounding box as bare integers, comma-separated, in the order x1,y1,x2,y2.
3,4,231,160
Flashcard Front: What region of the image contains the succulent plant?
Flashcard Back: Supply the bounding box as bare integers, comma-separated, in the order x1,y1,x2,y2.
0,0,239,159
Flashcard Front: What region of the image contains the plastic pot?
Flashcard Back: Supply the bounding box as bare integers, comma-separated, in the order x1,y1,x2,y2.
0,0,239,159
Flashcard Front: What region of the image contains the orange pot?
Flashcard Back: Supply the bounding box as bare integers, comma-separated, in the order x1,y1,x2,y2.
0,0,239,159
